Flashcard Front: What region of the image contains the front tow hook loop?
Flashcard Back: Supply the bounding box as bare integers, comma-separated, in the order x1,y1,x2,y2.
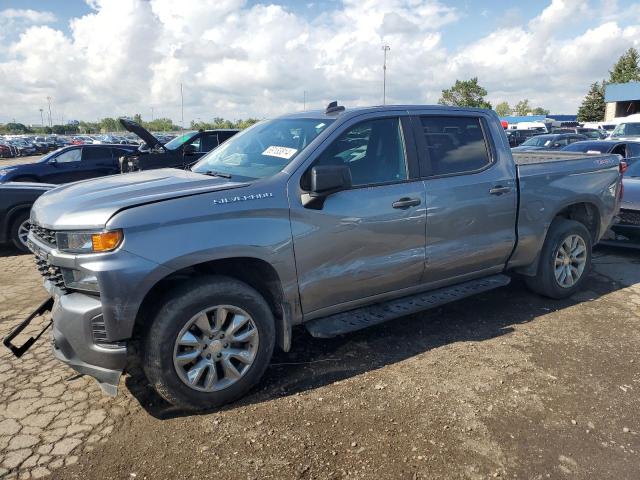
3,297,54,358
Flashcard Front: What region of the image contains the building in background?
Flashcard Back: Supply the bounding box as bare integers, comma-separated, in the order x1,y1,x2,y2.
605,82,640,120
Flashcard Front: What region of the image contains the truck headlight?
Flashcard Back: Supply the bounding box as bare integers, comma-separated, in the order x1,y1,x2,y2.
56,230,123,253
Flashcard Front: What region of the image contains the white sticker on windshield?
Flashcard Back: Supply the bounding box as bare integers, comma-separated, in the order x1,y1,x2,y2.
262,146,297,159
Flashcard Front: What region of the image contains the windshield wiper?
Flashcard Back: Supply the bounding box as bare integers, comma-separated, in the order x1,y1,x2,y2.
201,170,232,179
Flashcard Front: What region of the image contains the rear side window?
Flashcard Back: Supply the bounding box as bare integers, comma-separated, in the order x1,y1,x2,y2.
315,117,408,186
82,147,109,161
200,133,220,152
627,143,640,158
55,148,81,163
419,116,491,176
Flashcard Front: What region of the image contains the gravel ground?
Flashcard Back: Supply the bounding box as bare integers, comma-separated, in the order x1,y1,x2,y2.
0,244,638,479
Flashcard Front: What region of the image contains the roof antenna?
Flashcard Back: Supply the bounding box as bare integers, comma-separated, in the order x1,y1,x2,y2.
325,101,345,114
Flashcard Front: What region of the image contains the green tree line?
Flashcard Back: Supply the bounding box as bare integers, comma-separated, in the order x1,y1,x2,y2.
0,115,261,135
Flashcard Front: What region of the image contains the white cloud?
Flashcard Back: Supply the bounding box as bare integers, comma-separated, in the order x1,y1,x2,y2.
0,8,56,42
0,0,639,124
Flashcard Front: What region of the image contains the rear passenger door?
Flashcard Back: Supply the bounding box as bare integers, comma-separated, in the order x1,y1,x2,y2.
78,147,119,179
413,114,517,285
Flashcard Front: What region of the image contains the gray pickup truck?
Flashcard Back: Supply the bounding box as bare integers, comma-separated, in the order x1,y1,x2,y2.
6,104,623,410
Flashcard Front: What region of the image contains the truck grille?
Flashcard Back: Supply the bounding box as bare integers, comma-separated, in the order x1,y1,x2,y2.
34,257,66,291
30,224,57,247
619,209,640,226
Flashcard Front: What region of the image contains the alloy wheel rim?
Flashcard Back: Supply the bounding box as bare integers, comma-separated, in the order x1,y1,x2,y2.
17,220,30,247
554,234,587,288
173,305,259,392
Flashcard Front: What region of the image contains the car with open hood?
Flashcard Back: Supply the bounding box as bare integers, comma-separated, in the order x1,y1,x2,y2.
118,118,239,173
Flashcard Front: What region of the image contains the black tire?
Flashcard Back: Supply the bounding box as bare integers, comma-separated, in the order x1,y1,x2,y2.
10,211,31,252
525,219,592,299
142,275,275,410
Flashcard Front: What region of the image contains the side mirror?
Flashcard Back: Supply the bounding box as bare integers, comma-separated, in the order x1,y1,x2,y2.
302,165,352,209
48,158,57,166
551,142,562,148
183,144,197,155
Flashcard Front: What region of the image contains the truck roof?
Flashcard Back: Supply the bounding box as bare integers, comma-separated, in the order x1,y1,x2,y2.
275,104,494,121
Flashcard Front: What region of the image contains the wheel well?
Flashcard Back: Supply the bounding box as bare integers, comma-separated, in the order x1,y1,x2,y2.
5,205,31,235
554,202,600,242
132,257,289,350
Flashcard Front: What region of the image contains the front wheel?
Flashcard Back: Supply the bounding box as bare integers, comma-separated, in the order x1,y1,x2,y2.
525,219,592,299
142,276,275,410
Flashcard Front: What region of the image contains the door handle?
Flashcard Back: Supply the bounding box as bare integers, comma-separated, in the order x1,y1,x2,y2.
392,197,421,209
489,186,511,196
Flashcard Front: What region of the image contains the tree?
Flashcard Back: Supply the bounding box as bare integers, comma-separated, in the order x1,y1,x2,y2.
576,81,606,122
438,77,492,109
494,101,511,117
609,47,640,84
531,107,550,115
513,99,531,116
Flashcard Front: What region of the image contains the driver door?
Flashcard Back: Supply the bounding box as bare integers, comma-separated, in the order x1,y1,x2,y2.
288,115,427,316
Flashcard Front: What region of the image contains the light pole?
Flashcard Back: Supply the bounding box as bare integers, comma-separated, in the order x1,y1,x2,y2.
151,106,154,121
39,108,44,127
180,83,184,130
303,90,307,110
46,96,53,128
381,44,390,105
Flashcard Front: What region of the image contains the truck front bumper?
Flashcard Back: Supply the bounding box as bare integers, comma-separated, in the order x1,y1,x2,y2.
50,290,127,396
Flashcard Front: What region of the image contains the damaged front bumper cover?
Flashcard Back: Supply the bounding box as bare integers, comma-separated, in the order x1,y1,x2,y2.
3,292,127,397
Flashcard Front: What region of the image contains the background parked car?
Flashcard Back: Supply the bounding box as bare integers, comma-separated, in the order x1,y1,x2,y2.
0,144,137,184
551,127,606,139
118,118,239,172
610,122,640,141
612,160,640,241
561,140,640,164
0,182,54,251
505,129,544,147
512,133,588,151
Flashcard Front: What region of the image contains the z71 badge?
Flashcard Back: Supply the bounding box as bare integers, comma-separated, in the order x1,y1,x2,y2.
213,193,273,205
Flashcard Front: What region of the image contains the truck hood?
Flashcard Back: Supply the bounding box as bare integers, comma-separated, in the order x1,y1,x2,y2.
31,169,248,230
119,118,162,150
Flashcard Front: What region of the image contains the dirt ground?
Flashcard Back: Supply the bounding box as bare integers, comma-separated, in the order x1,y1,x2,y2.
0,243,639,479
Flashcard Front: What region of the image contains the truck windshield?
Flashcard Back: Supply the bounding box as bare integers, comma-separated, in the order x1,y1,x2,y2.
192,118,334,179
611,122,640,138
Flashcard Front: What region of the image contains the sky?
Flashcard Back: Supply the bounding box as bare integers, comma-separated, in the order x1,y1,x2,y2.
0,0,639,125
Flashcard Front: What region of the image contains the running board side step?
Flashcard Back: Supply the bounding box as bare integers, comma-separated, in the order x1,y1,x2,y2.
305,274,511,338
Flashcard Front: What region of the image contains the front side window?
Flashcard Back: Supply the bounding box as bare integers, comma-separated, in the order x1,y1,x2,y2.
55,148,81,163
420,116,491,176
314,117,407,186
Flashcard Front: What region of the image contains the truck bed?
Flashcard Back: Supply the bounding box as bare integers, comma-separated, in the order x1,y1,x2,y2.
512,151,611,165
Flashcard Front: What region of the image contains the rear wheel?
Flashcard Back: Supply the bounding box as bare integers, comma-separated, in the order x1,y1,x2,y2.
10,212,31,252
142,276,275,410
525,219,592,298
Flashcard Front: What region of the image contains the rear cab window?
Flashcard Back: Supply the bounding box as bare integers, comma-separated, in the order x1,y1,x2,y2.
417,116,492,177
